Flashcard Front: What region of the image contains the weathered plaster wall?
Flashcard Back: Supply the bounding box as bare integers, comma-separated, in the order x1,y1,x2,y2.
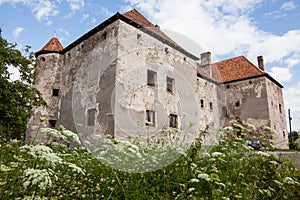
114,21,221,141
26,53,62,143
61,21,119,139
265,78,288,148
225,77,270,127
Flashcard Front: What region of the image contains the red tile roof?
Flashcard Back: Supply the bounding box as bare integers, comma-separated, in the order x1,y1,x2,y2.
36,37,63,56
122,9,181,49
211,56,265,83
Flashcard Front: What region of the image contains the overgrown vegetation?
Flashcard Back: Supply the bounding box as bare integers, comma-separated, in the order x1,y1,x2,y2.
0,37,45,141
289,131,300,150
1,121,299,199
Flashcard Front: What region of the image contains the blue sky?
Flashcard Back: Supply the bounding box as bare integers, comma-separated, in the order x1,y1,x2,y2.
1,0,299,131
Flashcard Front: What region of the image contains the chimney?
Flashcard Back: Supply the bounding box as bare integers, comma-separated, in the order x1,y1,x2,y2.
257,55,265,71
200,52,212,76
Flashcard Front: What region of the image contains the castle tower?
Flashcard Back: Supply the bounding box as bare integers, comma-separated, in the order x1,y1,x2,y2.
26,37,63,143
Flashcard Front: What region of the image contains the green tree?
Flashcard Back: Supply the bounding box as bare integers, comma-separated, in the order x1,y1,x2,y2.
0,37,45,141
289,131,299,150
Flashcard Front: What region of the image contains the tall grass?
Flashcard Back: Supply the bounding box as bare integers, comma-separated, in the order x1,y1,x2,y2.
0,121,299,199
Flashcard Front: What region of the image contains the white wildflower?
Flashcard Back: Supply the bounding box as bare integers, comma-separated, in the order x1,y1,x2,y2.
188,188,195,193
256,151,269,157
62,130,81,145
190,178,200,183
65,163,85,175
22,168,55,189
198,173,211,182
211,152,224,157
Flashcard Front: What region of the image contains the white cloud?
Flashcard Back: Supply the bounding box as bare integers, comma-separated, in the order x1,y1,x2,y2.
67,0,84,11
81,13,89,23
269,67,293,83
0,0,59,22
13,27,25,38
284,82,300,131
280,1,296,11
125,0,300,65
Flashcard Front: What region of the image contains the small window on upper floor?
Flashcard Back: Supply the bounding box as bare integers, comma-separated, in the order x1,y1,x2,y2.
53,89,59,96
145,110,155,127
200,99,204,108
210,102,213,111
235,101,240,107
167,76,175,93
147,70,157,87
169,114,178,128
87,108,97,126
279,104,282,113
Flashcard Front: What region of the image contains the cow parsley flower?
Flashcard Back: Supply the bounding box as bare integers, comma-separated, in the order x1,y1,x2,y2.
190,178,200,183
22,168,55,189
198,173,211,182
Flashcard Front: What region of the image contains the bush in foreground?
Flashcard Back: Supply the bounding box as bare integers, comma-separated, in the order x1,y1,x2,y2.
0,122,299,199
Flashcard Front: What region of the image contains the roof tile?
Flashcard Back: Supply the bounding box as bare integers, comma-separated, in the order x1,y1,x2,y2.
211,56,265,83
36,37,63,56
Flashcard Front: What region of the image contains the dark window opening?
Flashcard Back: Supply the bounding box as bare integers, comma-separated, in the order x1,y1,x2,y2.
87,108,96,126
271,101,273,106
102,31,107,40
235,101,240,107
200,99,204,108
52,89,59,96
226,85,230,89
249,80,252,84
49,120,57,128
279,104,282,113
167,76,175,93
222,106,228,117
40,57,45,62
146,110,155,126
165,47,169,53
147,70,157,87
169,114,178,128
210,102,213,111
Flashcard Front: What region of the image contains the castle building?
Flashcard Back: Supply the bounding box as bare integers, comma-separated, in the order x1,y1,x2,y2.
26,9,288,148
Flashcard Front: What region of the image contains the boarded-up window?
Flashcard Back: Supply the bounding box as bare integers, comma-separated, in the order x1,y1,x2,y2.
167,76,175,93
145,110,155,126
210,102,213,111
87,108,96,126
222,106,228,117
147,70,157,87
169,114,178,128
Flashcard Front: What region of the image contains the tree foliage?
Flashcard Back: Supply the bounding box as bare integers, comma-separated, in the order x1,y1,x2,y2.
0,37,45,140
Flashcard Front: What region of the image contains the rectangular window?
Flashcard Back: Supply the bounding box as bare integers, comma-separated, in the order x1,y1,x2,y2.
87,108,96,126
200,99,204,108
145,110,155,126
53,89,59,96
210,102,213,111
279,104,282,113
166,76,175,93
169,114,178,128
147,70,157,87
222,106,228,117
